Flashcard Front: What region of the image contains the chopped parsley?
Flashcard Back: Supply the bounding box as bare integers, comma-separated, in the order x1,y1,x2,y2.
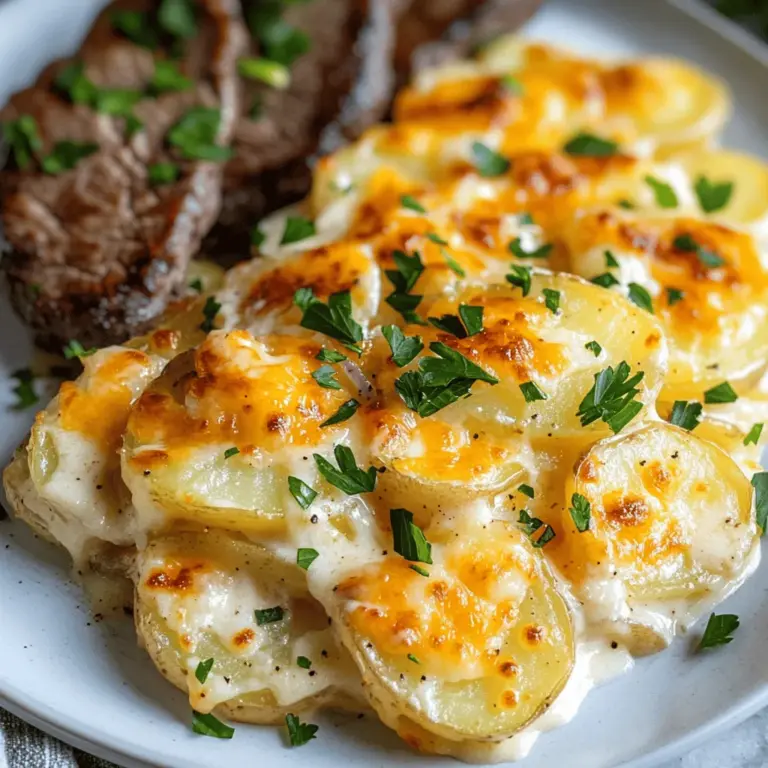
519,381,548,403
409,564,429,577
744,423,764,446
666,287,685,306
311,365,342,390
569,493,591,532
506,265,532,296
245,2,310,67
195,658,214,684
591,272,620,288
2,115,42,170
382,325,423,367
644,175,678,208
585,340,602,357
470,141,510,177
426,232,448,246
605,250,619,268
753,472,768,533
563,132,618,157
158,0,197,39
394,342,498,418
400,194,426,214
148,162,179,185
617,198,635,210
189,278,203,293
297,548,319,571
501,74,523,95
255,606,284,625
200,296,221,332
386,249,424,294
508,237,553,260
627,283,653,313
110,10,159,49
62,340,96,359
168,107,232,161
288,477,318,510
694,175,733,214
93,88,143,117
281,216,316,245
11,369,38,410
238,57,290,89
428,305,483,338
542,288,560,314
41,141,99,175
672,233,725,268
297,656,312,669
386,292,426,325
428,314,467,338
319,398,360,427
251,225,266,247
285,713,318,747
390,508,432,564
314,445,377,494
223,447,239,459
407,654,421,664
577,361,645,434
669,401,703,431
518,483,535,499
518,509,555,548
703,381,738,404
54,61,97,105
697,613,739,651
316,348,347,363
192,711,234,739
150,60,192,93
294,289,363,353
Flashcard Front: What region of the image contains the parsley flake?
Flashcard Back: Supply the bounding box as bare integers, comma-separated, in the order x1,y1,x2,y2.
320,399,360,427
563,132,618,157
744,423,764,446
410,564,429,577
569,493,591,532
519,381,548,403
294,289,363,353
407,654,420,664
605,250,620,268
62,340,96,359
501,74,524,95
223,447,239,459
281,216,315,245
238,57,290,89
11,369,38,410
442,248,466,277
667,287,685,306
382,325,423,367
195,658,214,684
255,606,284,625
753,472,768,533
591,272,620,288
288,477,318,510
297,656,312,669
698,613,739,651
628,283,654,313
2,115,42,170
704,381,738,404
285,713,318,747
314,445,377,495
41,141,99,174
148,162,179,185
694,176,733,214
150,60,192,93
168,107,232,161
673,233,725,268
200,296,221,332
506,265,532,296
297,548,319,571
508,237,553,260
669,401,703,431
400,194,426,214
542,288,560,314
311,365,342,390
386,249,424,294
390,508,432,564
518,509,555,548
644,175,678,208
316,348,347,363
251,225,266,247
158,0,197,39
577,361,645,433
518,483,535,499
470,141,510,177
189,278,203,293
426,232,448,246
192,711,234,739
585,340,602,357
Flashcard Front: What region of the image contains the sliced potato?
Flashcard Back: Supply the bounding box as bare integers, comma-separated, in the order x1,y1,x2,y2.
562,423,758,646
362,274,666,440
563,210,768,400
136,530,364,721
325,521,573,742
122,330,366,534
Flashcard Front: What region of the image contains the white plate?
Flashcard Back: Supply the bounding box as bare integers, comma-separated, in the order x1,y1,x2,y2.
1,0,767,766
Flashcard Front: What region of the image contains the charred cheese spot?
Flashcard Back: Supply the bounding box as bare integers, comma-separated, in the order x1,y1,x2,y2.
603,494,651,529
145,561,207,592
232,628,255,648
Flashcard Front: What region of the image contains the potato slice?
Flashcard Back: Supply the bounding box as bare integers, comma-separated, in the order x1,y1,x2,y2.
136,530,363,721
563,210,768,400
362,274,666,440
562,423,758,647
324,521,574,742
122,330,366,534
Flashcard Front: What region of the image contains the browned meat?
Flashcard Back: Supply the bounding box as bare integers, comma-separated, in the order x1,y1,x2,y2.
0,0,246,351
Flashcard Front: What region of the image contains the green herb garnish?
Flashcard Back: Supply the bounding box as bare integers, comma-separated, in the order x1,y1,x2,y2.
297,548,319,571
518,509,555,548
192,711,234,739
224,447,239,459
577,361,645,433
672,233,725,268
294,289,363,353
563,132,618,157
628,283,653,313
698,613,739,650
285,713,318,747
41,141,99,174
569,493,591,532
280,216,315,245
200,296,221,333
316,348,347,363
667,287,684,306
288,477,318,510
297,656,312,669
753,472,768,533
320,399,360,427
669,400,703,431
744,423,764,446
506,265,532,296
694,175,733,214
591,273,620,288
410,564,429,577
542,288,560,314
150,60,192,93
704,381,738,404
148,162,180,185
400,194,426,214
168,107,232,161
195,658,214,684
238,57,290,89
311,365,342,390
508,237,553,260
645,175,678,208
585,340,602,357
314,445,377,494
2,115,42,169
518,483,535,499
11,369,38,410
470,141,510,177
519,381,548,403
62,340,97,359
255,606,284,625
390,508,432,564
382,325,423,367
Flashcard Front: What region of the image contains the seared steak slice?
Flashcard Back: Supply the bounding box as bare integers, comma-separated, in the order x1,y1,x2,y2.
0,0,246,351
204,0,540,261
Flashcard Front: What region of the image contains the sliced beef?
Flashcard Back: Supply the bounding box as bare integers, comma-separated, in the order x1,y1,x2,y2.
0,0,246,351
204,0,541,261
